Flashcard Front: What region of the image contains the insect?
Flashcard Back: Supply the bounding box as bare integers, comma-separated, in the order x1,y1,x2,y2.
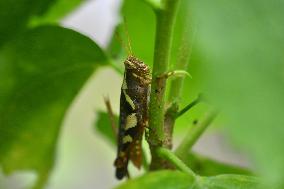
113,26,151,179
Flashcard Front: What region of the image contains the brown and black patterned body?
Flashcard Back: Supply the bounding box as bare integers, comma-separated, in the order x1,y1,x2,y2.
114,56,151,179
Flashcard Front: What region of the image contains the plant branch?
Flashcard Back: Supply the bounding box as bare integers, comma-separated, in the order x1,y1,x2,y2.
104,96,118,139
176,94,202,118
157,147,196,178
175,109,218,158
147,0,181,170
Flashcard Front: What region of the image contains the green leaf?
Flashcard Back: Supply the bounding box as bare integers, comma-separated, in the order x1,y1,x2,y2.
0,25,108,188
200,174,260,189
0,0,57,46
95,111,118,145
115,170,259,189
189,0,284,187
184,153,252,176
0,0,81,46
115,170,194,189
29,0,84,26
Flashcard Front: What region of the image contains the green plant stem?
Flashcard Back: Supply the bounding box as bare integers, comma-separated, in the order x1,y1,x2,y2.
175,109,218,158
163,1,193,150
148,0,181,170
167,33,192,105
157,147,196,179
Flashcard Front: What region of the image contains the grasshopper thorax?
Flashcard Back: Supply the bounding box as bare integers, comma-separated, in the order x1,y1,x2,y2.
124,55,151,85
124,56,149,74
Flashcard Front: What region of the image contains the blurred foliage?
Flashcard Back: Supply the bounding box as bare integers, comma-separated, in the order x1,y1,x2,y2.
0,25,108,187
0,0,83,47
114,0,284,187
189,0,284,187
116,170,259,189
29,0,84,26
0,0,54,46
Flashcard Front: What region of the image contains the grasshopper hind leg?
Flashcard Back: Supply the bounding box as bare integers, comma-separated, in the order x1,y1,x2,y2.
115,165,128,180
114,156,130,179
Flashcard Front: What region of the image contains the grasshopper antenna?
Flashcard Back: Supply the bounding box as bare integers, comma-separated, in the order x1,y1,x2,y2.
114,30,131,57
123,17,133,56
113,17,133,57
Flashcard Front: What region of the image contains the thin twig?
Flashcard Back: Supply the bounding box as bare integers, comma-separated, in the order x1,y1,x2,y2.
157,147,196,178
104,96,118,139
176,94,202,118
175,109,218,158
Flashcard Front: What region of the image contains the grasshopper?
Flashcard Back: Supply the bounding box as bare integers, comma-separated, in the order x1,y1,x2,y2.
107,23,151,180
